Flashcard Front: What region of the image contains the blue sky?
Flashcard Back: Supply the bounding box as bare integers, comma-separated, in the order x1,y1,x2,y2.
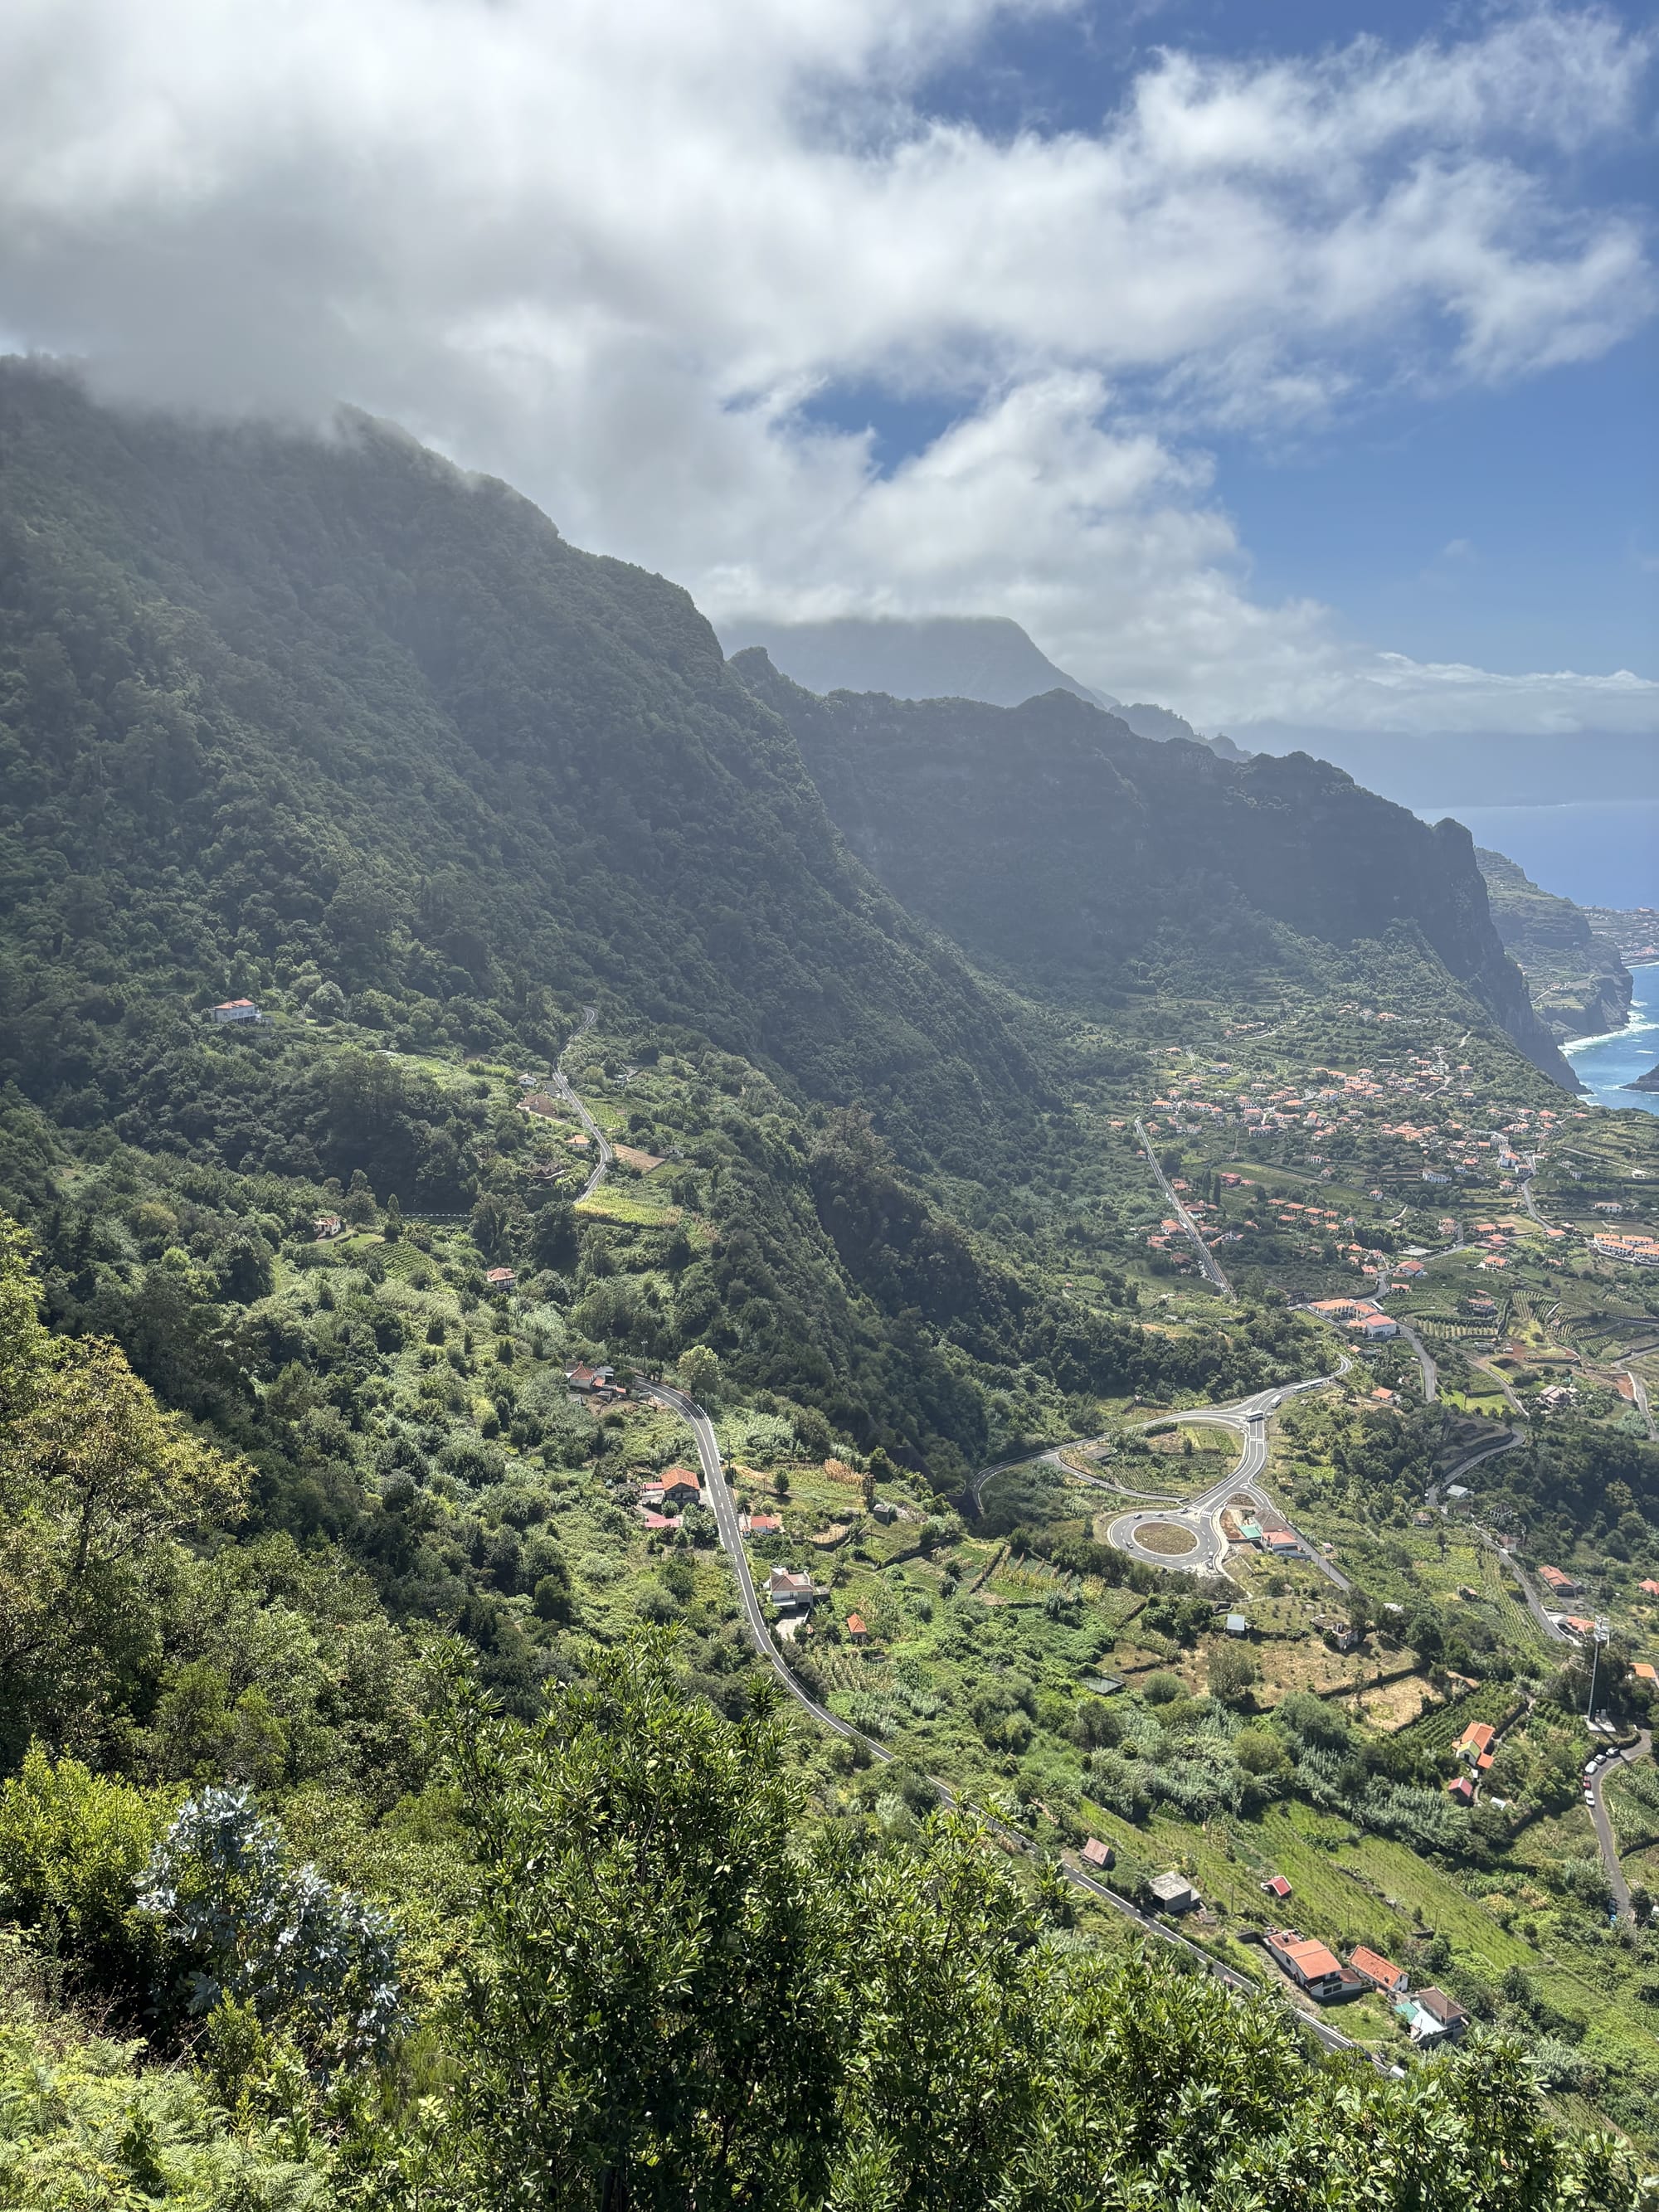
0,0,1654,737
816,0,1659,712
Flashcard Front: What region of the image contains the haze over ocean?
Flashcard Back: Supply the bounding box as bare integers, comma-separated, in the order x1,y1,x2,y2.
1418,800,1658,909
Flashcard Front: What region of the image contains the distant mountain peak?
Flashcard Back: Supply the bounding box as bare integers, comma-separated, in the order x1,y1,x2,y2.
717,613,1103,710
719,614,1246,761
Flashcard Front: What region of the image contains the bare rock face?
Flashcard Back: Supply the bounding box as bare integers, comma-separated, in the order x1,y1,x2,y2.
1476,848,1633,1043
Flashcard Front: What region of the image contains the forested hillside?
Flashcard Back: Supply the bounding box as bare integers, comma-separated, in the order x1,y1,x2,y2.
2,363,1653,2202
0,1223,1641,2209
0,361,1037,1176
733,652,1578,1087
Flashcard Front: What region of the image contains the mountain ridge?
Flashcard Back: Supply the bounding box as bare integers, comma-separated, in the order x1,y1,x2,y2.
715,612,1248,761
732,650,1579,1090
0,362,1048,1179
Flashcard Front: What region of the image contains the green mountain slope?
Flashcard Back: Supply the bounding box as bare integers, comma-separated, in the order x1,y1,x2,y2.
733,653,1579,1088
1477,846,1632,1041
2,362,1326,1498
0,361,1037,1176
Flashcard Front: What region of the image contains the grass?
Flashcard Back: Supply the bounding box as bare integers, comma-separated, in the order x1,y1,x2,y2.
576,1190,682,1227
1136,1523,1199,1556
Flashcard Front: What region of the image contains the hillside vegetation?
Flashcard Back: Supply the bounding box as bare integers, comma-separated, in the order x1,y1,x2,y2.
734,652,1577,1087
2,363,1656,2199
0,361,1037,1176
0,1223,1642,2209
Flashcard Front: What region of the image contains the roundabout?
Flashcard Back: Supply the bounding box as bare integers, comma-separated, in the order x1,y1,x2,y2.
1131,1521,1199,1555
1100,1382,1349,1592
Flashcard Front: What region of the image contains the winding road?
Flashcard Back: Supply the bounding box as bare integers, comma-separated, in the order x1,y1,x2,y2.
1370,1263,1438,1403
1506,1555,1570,1645
559,1046,1372,2059
551,1005,615,1198
636,1370,1365,2059
1630,1369,1657,1444
1586,1732,1652,1920
1103,1389,1351,1593
1135,1119,1234,1299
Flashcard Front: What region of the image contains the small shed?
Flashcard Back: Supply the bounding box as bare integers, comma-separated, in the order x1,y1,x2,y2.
1224,1613,1249,1636
1080,1837,1114,1872
1148,1872,1199,1913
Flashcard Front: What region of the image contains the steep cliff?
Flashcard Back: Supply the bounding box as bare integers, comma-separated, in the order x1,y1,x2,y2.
0,360,1042,1169
1477,848,1633,1042
734,654,1580,1089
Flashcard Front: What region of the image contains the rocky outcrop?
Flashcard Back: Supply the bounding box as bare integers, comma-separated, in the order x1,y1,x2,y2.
1477,848,1633,1043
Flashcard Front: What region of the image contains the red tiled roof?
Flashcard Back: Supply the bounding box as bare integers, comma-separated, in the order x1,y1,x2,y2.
1273,1932,1342,1981
1348,1946,1404,1991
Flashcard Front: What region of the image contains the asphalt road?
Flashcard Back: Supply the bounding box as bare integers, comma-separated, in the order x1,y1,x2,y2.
1371,1266,1438,1403
1586,1732,1652,1919
605,1060,1364,2058
1135,1119,1235,1300
1392,1317,1438,1403
1472,1355,1526,1418
1516,1164,1554,1232
1426,1427,1525,1509
551,1005,614,1199
640,1374,1366,2061
1630,1369,1658,1444
1101,1388,1351,1593
1506,1555,1569,1644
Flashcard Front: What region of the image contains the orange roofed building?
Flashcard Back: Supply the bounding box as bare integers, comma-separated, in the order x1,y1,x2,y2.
1348,1947,1408,1998
1264,1930,1346,2001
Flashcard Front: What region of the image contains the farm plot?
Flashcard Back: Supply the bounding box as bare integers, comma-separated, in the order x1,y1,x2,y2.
1396,1681,1523,1755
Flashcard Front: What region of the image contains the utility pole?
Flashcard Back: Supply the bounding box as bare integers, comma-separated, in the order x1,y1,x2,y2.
1587,1618,1610,1728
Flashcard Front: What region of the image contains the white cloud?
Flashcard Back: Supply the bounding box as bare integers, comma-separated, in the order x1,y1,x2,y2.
0,0,1652,733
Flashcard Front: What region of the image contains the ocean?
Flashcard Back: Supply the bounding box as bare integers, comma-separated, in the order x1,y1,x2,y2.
1413,798,1659,909
1564,963,1659,1118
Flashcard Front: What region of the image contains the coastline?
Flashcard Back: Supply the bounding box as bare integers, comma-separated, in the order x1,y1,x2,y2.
1563,963,1659,1114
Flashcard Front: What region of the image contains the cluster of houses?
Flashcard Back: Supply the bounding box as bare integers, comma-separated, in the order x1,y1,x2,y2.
1263,1927,1467,2041
1592,1230,1659,1267
1306,1296,1398,1342
1446,1715,1504,1806
1079,1855,1472,2045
